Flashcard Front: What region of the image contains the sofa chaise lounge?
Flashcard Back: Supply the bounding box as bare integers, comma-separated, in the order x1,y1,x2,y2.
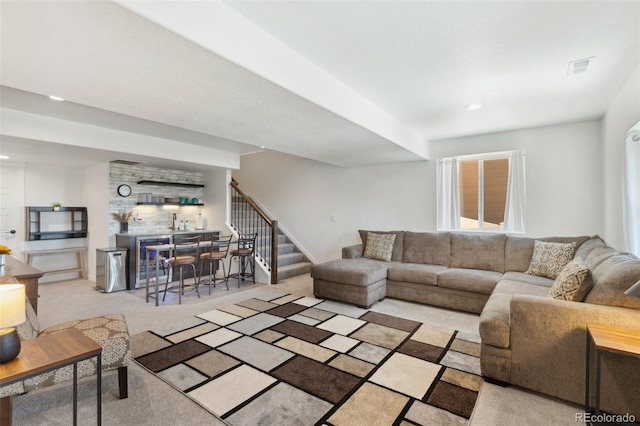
311,230,640,418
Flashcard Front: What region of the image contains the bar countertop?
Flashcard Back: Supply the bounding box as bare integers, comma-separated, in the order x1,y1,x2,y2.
115,229,222,238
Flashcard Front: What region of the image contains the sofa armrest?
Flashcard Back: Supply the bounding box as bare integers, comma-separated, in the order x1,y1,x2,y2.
342,244,363,259
509,295,640,416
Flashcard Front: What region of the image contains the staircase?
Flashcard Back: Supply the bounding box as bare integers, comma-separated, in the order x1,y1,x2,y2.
274,234,312,280
229,179,311,283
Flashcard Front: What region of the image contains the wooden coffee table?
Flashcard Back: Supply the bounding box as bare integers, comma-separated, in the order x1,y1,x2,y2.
0,328,102,426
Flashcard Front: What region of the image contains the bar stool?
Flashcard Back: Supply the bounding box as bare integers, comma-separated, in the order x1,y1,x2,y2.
163,234,201,304
198,234,233,293
229,233,257,287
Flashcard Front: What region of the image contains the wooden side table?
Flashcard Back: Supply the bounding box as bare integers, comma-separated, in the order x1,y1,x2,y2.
0,256,44,313
0,328,102,426
585,323,640,418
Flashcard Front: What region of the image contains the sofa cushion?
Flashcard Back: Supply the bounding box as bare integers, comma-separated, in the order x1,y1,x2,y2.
504,236,535,273
584,253,640,309
492,279,552,297
359,230,404,262
363,232,396,262
342,244,364,259
437,268,503,295
574,235,607,262
310,258,389,287
505,236,590,272
387,263,446,286
450,233,506,272
525,240,577,279
480,280,549,348
584,245,620,271
479,293,512,349
547,259,593,302
402,232,450,266
501,271,553,288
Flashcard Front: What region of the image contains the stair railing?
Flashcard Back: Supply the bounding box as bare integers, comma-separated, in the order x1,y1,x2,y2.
229,178,278,284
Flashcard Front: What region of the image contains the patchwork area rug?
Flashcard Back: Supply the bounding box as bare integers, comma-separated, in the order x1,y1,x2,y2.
132,290,483,425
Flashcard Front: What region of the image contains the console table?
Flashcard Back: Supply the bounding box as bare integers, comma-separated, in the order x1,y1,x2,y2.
26,247,87,281
0,328,102,426
0,256,44,313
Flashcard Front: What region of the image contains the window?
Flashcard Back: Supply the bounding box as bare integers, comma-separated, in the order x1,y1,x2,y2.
437,150,525,233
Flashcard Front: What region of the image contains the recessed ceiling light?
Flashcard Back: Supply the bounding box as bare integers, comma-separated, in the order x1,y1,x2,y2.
49,95,65,101
260,146,265,149
465,104,483,111
0,155,9,159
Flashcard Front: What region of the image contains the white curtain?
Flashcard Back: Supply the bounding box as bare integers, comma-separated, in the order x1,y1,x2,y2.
503,150,526,233
623,121,640,256
437,158,460,230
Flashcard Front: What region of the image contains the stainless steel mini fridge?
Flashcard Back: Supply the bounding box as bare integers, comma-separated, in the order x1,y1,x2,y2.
96,247,127,293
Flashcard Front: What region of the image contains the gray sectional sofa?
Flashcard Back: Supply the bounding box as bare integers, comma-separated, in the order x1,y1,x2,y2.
310,230,640,418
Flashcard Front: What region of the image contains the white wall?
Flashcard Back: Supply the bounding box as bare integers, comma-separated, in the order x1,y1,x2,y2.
430,120,603,239
24,164,90,282
602,64,640,251
84,163,110,281
234,119,603,263
25,165,85,207
202,168,232,234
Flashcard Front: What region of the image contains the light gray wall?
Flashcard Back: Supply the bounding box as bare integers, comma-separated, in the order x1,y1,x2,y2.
234,119,603,263
602,64,640,251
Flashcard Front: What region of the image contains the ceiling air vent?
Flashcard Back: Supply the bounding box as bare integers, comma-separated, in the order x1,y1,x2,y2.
110,159,142,166
567,57,595,76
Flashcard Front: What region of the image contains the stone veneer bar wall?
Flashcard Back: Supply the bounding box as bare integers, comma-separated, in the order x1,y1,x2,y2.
109,163,204,235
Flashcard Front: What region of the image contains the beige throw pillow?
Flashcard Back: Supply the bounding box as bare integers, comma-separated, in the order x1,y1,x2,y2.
525,240,577,279
363,232,396,262
548,259,593,301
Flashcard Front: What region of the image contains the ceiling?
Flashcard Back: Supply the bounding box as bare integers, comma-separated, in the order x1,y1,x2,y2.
1,1,638,170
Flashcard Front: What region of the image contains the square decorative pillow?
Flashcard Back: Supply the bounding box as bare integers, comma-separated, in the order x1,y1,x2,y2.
548,259,593,301
363,232,396,262
525,240,578,279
